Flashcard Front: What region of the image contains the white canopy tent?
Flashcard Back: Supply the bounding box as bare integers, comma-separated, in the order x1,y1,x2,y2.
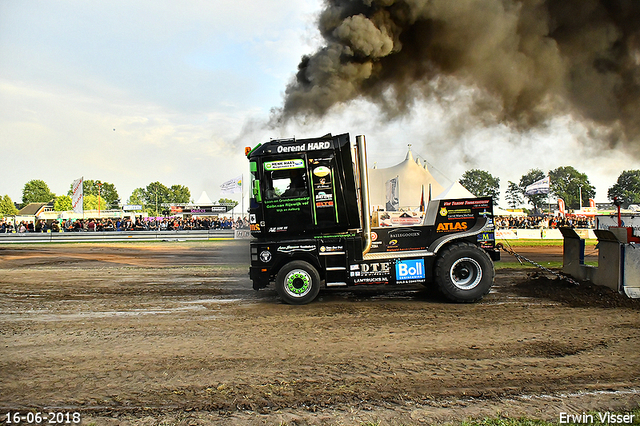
434,181,475,200
368,148,444,210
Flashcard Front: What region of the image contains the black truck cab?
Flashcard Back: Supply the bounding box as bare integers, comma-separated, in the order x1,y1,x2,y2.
246,133,499,304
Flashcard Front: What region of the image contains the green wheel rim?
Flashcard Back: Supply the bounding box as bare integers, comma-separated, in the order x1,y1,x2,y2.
284,269,312,298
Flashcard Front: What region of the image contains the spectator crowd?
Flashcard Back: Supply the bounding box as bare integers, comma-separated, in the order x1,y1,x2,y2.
494,215,595,229
0,214,598,234
0,216,249,233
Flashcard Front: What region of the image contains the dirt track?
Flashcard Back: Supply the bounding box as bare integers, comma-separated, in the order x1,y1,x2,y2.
0,241,638,425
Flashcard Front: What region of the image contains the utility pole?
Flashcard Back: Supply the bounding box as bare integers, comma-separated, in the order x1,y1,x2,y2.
97,182,103,217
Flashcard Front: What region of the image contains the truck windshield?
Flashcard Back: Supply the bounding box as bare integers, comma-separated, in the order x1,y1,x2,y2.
264,168,308,199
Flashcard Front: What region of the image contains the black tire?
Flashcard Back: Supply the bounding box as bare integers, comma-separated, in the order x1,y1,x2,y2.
434,242,494,303
275,260,321,305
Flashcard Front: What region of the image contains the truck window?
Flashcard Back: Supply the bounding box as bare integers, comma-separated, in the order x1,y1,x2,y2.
264,169,308,199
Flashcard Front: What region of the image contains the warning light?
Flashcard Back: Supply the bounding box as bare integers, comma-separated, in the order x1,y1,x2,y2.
245,147,251,156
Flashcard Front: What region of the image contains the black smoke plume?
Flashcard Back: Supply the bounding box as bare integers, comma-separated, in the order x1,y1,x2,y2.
273,0,640,145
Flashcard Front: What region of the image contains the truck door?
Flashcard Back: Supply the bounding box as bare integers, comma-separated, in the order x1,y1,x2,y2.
261,157,313,234
309,157,339,228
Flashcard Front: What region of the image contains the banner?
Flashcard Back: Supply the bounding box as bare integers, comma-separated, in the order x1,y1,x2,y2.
220,175,242,195
385,176,399,211
589,198,596,208
558,198,566,216
72,177,83,214
419,185,425,212
525,176,550,195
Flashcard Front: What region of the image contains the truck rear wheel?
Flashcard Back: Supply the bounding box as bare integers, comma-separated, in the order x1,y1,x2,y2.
275,260,321,305
435,242,494,303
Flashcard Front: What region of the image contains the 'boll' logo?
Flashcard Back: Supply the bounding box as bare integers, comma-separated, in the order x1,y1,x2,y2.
396,259,425,281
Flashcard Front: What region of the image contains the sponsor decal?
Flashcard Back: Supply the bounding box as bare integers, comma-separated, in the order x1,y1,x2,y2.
259,250,272,263
320,245,343,253
354,277,389,284
316,201,334,208
388,239,398,247
477,232,494,242
268,226,289,233
371,231,378,242
313,166,331,177
315,191,333,201
352,261,391,284
442,199,491,208
361,261,390,275
250,223,261,231
277,245,316,253
250,214,256,224
389,228,421,238
396,259,425,281
436,222,469,232
440,207,448,216
350,264,360,271
444,208,474,219
276,141,331,153
264,159,305,171
264,196,310,213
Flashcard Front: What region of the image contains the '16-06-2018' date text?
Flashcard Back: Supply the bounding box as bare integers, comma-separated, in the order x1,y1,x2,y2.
4,411,81,424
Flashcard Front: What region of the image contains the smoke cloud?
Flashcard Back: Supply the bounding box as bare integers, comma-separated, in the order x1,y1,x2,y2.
273,0,640,146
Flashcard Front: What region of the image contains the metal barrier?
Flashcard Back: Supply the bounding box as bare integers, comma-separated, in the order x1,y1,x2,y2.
0,229,236,243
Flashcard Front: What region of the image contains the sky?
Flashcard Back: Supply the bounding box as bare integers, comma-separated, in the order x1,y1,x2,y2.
1,0,638,208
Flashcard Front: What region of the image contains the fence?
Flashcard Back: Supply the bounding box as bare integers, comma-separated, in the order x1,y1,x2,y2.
0,229,237,243
495,228,597,239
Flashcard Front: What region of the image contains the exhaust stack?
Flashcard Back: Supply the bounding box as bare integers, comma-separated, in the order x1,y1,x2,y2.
356,135,372,255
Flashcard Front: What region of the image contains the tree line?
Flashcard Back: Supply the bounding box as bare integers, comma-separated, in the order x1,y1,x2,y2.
459,168,640,210
0,179,193,217
1,168,639,218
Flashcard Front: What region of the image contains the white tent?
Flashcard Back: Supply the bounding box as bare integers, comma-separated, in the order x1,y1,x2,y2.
368,148,444,209
196,191,213,205
434,181,475,200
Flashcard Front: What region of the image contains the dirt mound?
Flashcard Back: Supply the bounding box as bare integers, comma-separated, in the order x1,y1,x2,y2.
513,270,640,309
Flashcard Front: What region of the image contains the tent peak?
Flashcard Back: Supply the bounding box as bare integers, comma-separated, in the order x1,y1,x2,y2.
404,144,414,162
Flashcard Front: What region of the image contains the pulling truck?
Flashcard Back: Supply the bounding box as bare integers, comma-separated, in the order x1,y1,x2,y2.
245,133,500,304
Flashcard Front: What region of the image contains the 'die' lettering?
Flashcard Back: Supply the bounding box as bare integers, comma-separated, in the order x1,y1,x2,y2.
276,141,330,153
436,222,468,232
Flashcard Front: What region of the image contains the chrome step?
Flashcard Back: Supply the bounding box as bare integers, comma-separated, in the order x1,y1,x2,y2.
326,282,347,287
326,266,346,271
319,251,345,256
363,249,434,261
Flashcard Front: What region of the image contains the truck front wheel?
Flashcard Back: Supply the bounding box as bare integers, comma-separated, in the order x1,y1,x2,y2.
275,260,321,305
434,242,494,303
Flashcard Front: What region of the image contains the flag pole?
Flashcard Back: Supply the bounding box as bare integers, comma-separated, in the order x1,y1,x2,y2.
241,173,244,225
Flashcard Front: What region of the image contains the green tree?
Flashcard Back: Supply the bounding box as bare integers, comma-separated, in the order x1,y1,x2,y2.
0,195,19,217
549,166,595,210
459,169,500,204
218,198,239,209
83,194,108,211
505,181,523,209
519,169,547,210
169,185,191,203
127,182,192,215
608,170,640,208
68,180,119,208
21,179,55,206
54,195,73,211
128,188,146,206
143,182,171,215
